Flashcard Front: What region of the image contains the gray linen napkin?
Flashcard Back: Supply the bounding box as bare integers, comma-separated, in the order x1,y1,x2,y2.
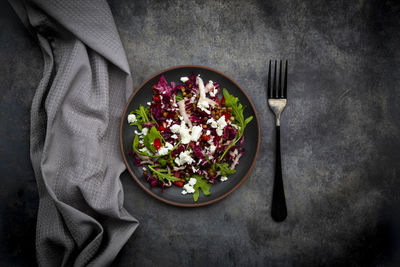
8,0,139,266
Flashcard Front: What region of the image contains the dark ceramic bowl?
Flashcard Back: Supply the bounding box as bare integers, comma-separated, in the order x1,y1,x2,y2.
120,65,260,207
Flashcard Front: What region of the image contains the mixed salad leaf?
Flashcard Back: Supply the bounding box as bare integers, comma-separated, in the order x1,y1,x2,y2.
127,74,253,202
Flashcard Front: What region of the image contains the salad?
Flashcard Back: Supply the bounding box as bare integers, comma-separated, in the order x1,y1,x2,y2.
127,74,253,202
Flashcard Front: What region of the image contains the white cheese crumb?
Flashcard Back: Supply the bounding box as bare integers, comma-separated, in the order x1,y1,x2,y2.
221,176,228,182
207,118,218,128
216,116,227,136
170,124,180,133
188,177,197,186
141,127,148,135
174,150,194,166
209,145,216,154
180,77,189,83
142,167,146,171
197,98,210,113
171,134,178,139
127,114,137,123
156,142,174,156
147,102,151,105
179,123,192,144
191,125,203,142
181,178,197,194
206,130,211,135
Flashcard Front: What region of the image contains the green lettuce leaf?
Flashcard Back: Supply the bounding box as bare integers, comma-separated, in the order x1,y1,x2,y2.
220,88,253,160
192,175,212,202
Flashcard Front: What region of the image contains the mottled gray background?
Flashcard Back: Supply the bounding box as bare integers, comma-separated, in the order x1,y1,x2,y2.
1,0,400,266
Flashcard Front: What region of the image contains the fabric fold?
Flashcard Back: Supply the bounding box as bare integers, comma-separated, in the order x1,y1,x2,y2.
8,0,138,266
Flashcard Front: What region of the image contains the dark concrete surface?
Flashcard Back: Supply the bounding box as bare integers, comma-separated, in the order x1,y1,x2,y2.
1,0,400,266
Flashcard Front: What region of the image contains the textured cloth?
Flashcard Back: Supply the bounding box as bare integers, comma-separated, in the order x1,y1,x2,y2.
9,0,139,266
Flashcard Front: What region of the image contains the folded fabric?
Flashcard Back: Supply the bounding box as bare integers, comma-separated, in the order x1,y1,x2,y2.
8,0,139,266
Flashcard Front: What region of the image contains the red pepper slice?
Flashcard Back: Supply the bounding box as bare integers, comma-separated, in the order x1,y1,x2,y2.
202,135,210,141
222,112,231,122
153,95,161,102
215,98,220,106
158,125,165,131
173,181,184,187
221,96,226,106
153,138,162,149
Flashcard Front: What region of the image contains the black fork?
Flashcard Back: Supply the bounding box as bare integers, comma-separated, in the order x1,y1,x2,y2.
267,60,288,222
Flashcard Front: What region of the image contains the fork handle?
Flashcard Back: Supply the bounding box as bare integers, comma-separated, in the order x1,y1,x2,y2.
271,126,287,222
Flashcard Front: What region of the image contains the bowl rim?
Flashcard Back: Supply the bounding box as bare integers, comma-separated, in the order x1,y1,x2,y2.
119,65,261,207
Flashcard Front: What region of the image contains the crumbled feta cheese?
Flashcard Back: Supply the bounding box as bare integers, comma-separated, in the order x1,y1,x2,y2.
141,127,148,135
192,166,197,173
142,167,146,171
127,114,137,123
170,124,180,133
157,147,169,156
179,116,184,121
188,177,197,186
156,142,174,156
209,145,216,154
174,150,194,166
197,98,210,113
179,123,192,144
181,177,197,194
209,155,214,159
165,142,173,150
206,130,211,135
147,102,151,105
217,116,227,128
171,134,178,139
221,176,228,182
139,147,150,153
191,125,203,142
182,183,195,194
180,77,189,83
134,130,140,135
216,116,227,136
209,88,218,97
207,118,218,128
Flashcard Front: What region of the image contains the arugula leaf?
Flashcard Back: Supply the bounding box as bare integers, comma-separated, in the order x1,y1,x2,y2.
143,126,164,153
175,93,183,102
220,88,253,160
192,175,212,202
129,105,150,130
213,162,236,176
132,135,157,158
157,157,167,167
148,165,180,183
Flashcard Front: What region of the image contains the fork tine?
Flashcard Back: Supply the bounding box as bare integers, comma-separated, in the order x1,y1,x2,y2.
278,60,282,98
267,60,271,98
273,60,277,98
283,60,288,98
